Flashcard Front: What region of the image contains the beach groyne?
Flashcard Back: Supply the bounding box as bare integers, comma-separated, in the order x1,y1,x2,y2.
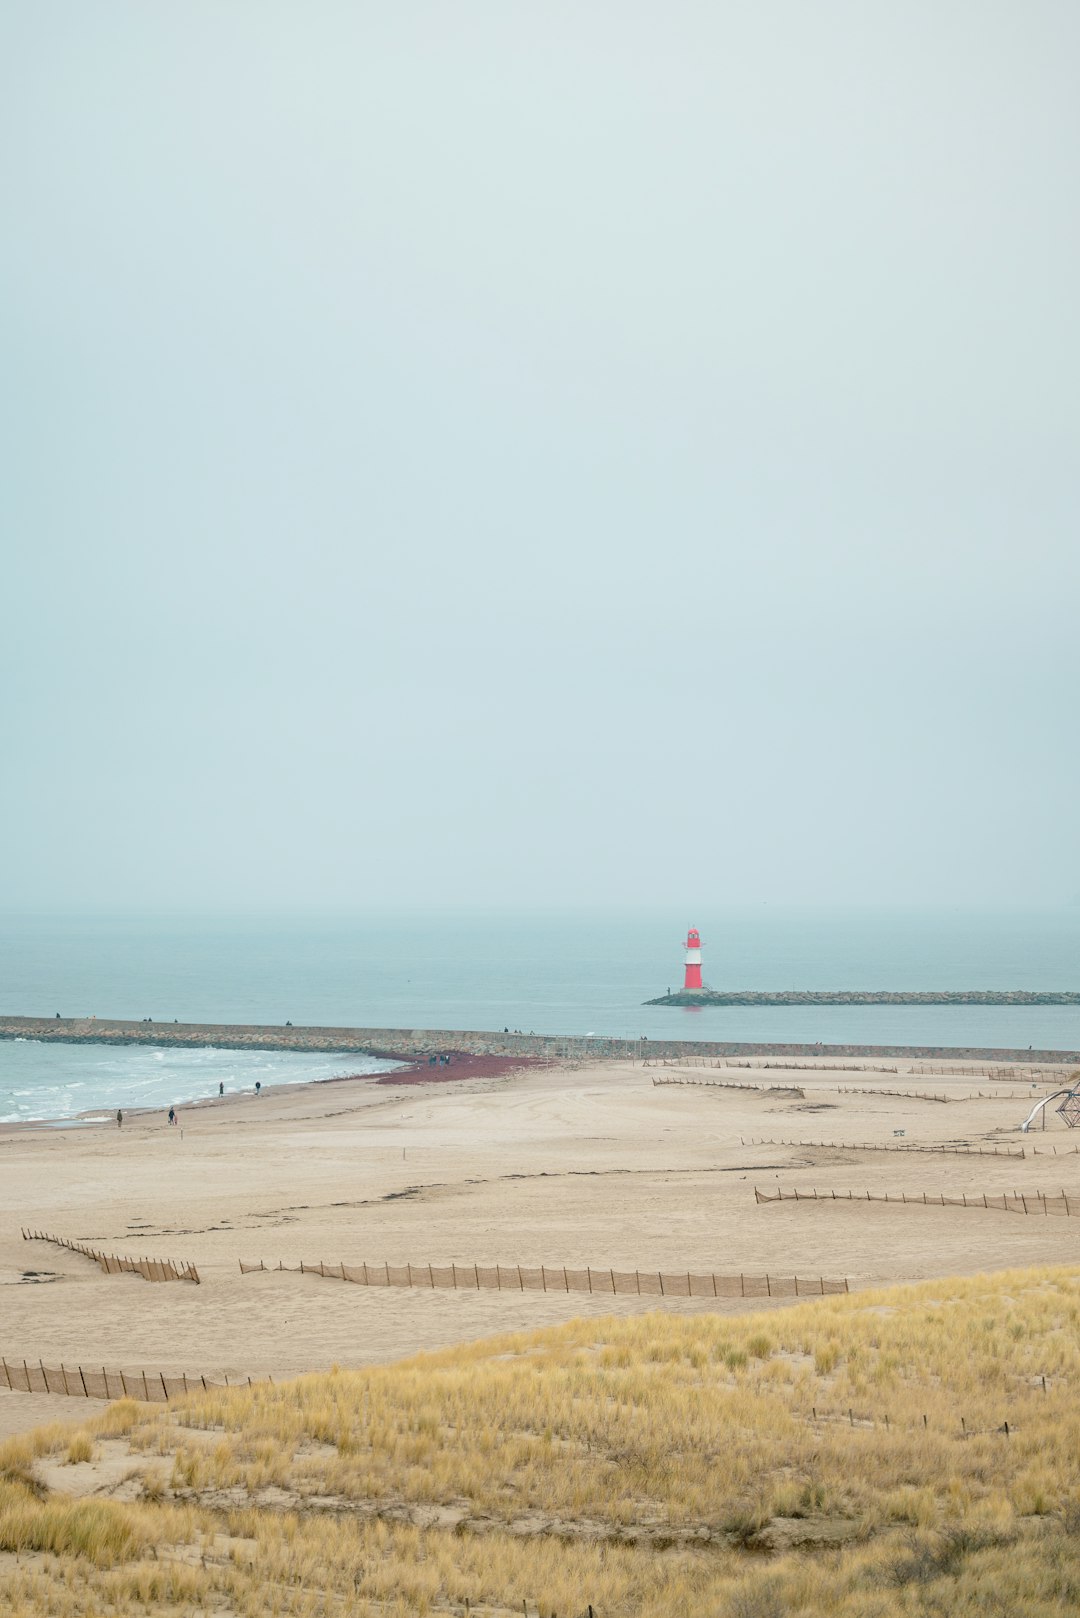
1,1015,1079,1065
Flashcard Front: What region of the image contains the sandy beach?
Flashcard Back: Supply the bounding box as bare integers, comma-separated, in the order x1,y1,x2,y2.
2,1054,1077,1436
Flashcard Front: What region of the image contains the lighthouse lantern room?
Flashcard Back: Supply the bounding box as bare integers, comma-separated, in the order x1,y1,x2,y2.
683,927,703,991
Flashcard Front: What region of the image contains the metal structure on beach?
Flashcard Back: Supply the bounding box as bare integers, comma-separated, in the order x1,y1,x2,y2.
1019,1076,1080,1131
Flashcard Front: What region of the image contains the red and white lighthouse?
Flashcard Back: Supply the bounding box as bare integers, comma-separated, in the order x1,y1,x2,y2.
683,927,703,991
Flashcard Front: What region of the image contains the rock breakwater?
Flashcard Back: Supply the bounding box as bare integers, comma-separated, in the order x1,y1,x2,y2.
647,990,1080,1008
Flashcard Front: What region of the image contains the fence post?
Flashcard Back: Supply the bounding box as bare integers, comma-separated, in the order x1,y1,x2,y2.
79,1365,88,1397
160,1373,169,1401
61,1364,70,1396
142,1371,150,1400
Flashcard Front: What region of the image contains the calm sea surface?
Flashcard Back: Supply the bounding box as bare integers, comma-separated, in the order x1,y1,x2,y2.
2,908,1079,1122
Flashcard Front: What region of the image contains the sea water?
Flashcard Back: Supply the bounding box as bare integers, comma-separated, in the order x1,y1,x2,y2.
2,907,1079,1121
0,1042,396,1125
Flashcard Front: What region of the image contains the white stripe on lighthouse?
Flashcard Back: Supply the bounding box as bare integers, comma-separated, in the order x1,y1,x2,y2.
684,949,702,964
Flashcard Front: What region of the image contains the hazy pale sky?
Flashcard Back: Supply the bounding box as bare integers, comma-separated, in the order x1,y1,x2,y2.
2,3,1078,912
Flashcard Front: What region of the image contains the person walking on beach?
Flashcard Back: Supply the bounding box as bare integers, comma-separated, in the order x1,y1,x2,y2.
168,1108,176,1126
116,1109,123,1128
219,1082,224,1097
255,1081,261,1097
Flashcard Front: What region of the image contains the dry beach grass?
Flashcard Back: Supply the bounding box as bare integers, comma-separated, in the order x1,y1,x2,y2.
1,1266,1079,1615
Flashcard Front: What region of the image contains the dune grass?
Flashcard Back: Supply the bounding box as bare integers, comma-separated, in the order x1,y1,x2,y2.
0,1264,1078,1614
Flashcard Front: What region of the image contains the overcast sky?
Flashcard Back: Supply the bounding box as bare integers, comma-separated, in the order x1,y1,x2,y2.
2,3,1077,913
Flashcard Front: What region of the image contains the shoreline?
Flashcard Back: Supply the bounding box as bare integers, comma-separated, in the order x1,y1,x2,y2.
0,1050,550,1133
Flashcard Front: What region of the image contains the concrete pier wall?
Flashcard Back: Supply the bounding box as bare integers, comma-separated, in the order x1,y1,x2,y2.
1,1016,1078,1065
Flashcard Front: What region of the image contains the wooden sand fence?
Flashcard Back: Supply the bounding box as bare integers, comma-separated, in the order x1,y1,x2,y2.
651,1057,900,1074
653,1076,1037,1103
653,1076,797,1095
653,1057,1064,1080
23,1229,199,1283
738,1136,1040,1159
0,1356,264,1401
912,1064,1073,1080
755,1186,1078,1217
239,1258,849,1298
